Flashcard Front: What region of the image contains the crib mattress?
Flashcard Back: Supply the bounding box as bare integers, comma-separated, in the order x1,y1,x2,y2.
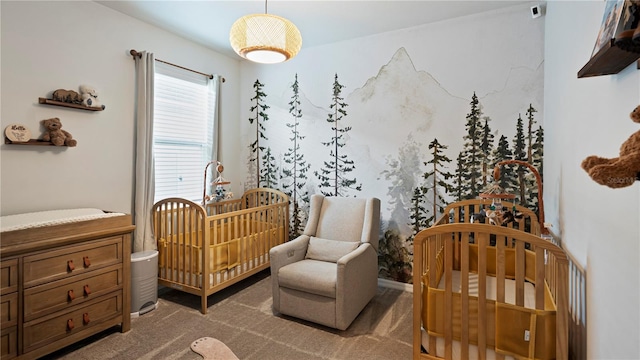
160,254,268,287
422,271,538,359
1,208,125,232
442,270,536,309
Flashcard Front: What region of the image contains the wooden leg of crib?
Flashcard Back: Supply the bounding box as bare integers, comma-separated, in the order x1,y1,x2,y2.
201,295,208,314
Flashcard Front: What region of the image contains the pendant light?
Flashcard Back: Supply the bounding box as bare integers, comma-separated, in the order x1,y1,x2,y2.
229,0,302,64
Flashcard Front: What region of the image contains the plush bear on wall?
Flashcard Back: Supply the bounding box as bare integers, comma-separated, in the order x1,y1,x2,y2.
581,105,640,188
79,84,105,110
41,118,77,147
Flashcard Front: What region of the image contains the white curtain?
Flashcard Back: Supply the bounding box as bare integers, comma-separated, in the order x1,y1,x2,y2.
133,51,156,252
209,75,221,163
206,75,222,197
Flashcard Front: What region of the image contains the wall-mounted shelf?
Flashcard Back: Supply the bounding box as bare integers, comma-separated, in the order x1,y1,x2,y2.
38,97,103,111
578,39,640,78
4,138,56,146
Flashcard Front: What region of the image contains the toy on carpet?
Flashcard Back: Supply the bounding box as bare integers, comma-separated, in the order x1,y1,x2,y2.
79,84,105,110
41,117,77,147
581,105,640,188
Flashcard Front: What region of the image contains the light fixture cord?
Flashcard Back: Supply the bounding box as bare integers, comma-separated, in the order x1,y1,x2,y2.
265,0,268,14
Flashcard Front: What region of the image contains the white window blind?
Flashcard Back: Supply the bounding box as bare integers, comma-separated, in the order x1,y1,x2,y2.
154,62,215,203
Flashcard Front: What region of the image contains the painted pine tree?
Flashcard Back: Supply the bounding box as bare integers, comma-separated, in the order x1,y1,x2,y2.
406,186,428,247
480,116,495,187
523,104,539,210
259,147,278,188
459,92,484,199
247,79,270,188
315,73,362,196
422,138,454,226
512,114,528,205
281,74,311,237
491,135,516,191
530,124,544,218
452,152,466,201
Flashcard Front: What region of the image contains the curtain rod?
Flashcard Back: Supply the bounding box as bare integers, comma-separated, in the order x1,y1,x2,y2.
130,49,225,83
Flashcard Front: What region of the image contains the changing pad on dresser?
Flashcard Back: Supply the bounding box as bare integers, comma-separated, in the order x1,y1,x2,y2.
0,208,126,232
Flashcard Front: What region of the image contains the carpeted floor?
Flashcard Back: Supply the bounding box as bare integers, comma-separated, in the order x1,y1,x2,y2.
46,270,413,360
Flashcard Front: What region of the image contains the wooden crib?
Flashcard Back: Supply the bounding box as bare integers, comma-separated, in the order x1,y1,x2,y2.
152,188,289,314
412,200,568,360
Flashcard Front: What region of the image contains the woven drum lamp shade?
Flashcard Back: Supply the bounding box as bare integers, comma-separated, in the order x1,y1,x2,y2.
229,14,302,64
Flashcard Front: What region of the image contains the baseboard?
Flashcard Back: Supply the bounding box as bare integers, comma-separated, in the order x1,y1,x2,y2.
377,278,413,293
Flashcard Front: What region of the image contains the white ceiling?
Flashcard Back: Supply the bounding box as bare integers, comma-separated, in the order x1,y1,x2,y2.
97,1,534,59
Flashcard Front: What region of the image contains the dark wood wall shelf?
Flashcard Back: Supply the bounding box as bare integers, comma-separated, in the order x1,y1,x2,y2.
4,138,56,146
578,39,640,78
38,97,103,111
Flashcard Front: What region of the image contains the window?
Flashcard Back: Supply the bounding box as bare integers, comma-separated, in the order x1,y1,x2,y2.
153,62,215,203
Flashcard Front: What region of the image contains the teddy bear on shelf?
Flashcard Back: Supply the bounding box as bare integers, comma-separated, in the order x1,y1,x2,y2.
79,84,105,110
581,105,640,189
41,117,77,147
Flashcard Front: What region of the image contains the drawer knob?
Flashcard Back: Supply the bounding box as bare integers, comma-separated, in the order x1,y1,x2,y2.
68,289,75,301
83,313,90,325
83,256,91,268
67,319,74,331
83,284,91,296
67,260,75,271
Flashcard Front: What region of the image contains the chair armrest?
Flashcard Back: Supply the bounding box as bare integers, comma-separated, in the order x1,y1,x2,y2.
336,243,377,285
270,235,310,313
270,235,309,268
336,243,378,329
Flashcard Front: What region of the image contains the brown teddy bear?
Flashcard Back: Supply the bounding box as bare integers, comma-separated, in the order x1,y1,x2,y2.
581,105,640,188
41,118,77,147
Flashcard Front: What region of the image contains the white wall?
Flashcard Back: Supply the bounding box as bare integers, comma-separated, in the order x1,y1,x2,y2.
545,2,640,359
0,1,242,216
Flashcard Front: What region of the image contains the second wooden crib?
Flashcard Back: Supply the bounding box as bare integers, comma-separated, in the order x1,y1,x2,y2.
413,200,568,360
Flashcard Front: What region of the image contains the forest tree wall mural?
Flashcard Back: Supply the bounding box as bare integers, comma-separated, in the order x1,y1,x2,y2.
239,4,544,283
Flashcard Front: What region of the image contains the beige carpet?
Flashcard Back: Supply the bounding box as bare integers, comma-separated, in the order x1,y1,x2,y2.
47,270,413,359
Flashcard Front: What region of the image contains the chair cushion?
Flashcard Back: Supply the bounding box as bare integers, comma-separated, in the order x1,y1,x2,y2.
277,259,337,298
315,197,367,242
305,237,360,263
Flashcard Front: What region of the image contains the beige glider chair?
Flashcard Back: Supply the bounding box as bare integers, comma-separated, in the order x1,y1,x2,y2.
270,194,381,330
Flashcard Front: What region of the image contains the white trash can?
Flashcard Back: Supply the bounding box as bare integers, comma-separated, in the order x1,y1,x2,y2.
130,250,158,317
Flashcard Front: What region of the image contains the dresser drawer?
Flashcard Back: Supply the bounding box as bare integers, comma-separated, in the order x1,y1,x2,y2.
0,326,17,359
0,259,18,294
24,264,123,322
23,291,122,352
0,292,18,329
23,237,124,288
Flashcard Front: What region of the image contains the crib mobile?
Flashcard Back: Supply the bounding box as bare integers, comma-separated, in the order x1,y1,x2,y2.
477,159,546,232
202,161,233,205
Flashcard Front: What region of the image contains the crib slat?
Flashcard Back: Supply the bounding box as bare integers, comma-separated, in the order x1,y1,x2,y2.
460,226,469,360
477,231,487,360
556,260,569,360
412,232,423,360
428,234,437,355
444,233,453,360
535,247,545,310
515,240,525,307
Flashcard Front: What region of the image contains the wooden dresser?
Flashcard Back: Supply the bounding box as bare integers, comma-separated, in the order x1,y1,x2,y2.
0,213,135,359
